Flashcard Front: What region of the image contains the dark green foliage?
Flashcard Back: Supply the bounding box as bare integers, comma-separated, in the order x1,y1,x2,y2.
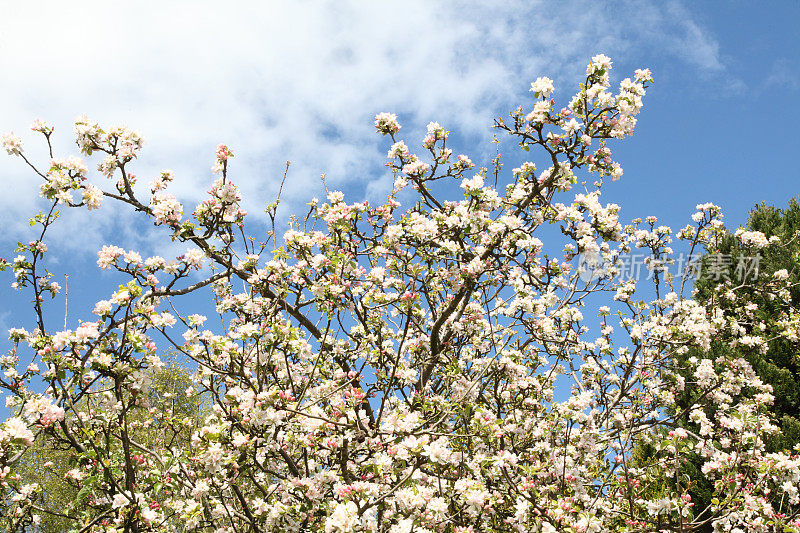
675,198,800,531
693,198,800,454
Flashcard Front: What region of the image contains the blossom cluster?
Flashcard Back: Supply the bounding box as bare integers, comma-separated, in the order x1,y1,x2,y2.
1,57,799,533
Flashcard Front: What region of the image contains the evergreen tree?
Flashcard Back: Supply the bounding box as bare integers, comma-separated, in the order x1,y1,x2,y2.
672,198,800,530
693,198,800,453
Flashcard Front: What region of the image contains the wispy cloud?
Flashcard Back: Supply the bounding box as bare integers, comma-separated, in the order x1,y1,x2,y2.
0,311,10,336
0,0,730,257
762,58,800,92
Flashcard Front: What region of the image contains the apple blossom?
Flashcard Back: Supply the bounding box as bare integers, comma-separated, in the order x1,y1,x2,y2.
1,56,799,533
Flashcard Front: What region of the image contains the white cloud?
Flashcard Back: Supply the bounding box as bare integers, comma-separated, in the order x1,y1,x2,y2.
0,0,730,257
0,311,9,335
762,58,800,92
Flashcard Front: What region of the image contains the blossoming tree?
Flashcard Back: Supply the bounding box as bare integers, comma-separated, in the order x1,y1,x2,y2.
2,56,799,533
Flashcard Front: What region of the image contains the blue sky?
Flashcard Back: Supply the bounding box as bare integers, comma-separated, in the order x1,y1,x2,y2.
1,0,799,343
